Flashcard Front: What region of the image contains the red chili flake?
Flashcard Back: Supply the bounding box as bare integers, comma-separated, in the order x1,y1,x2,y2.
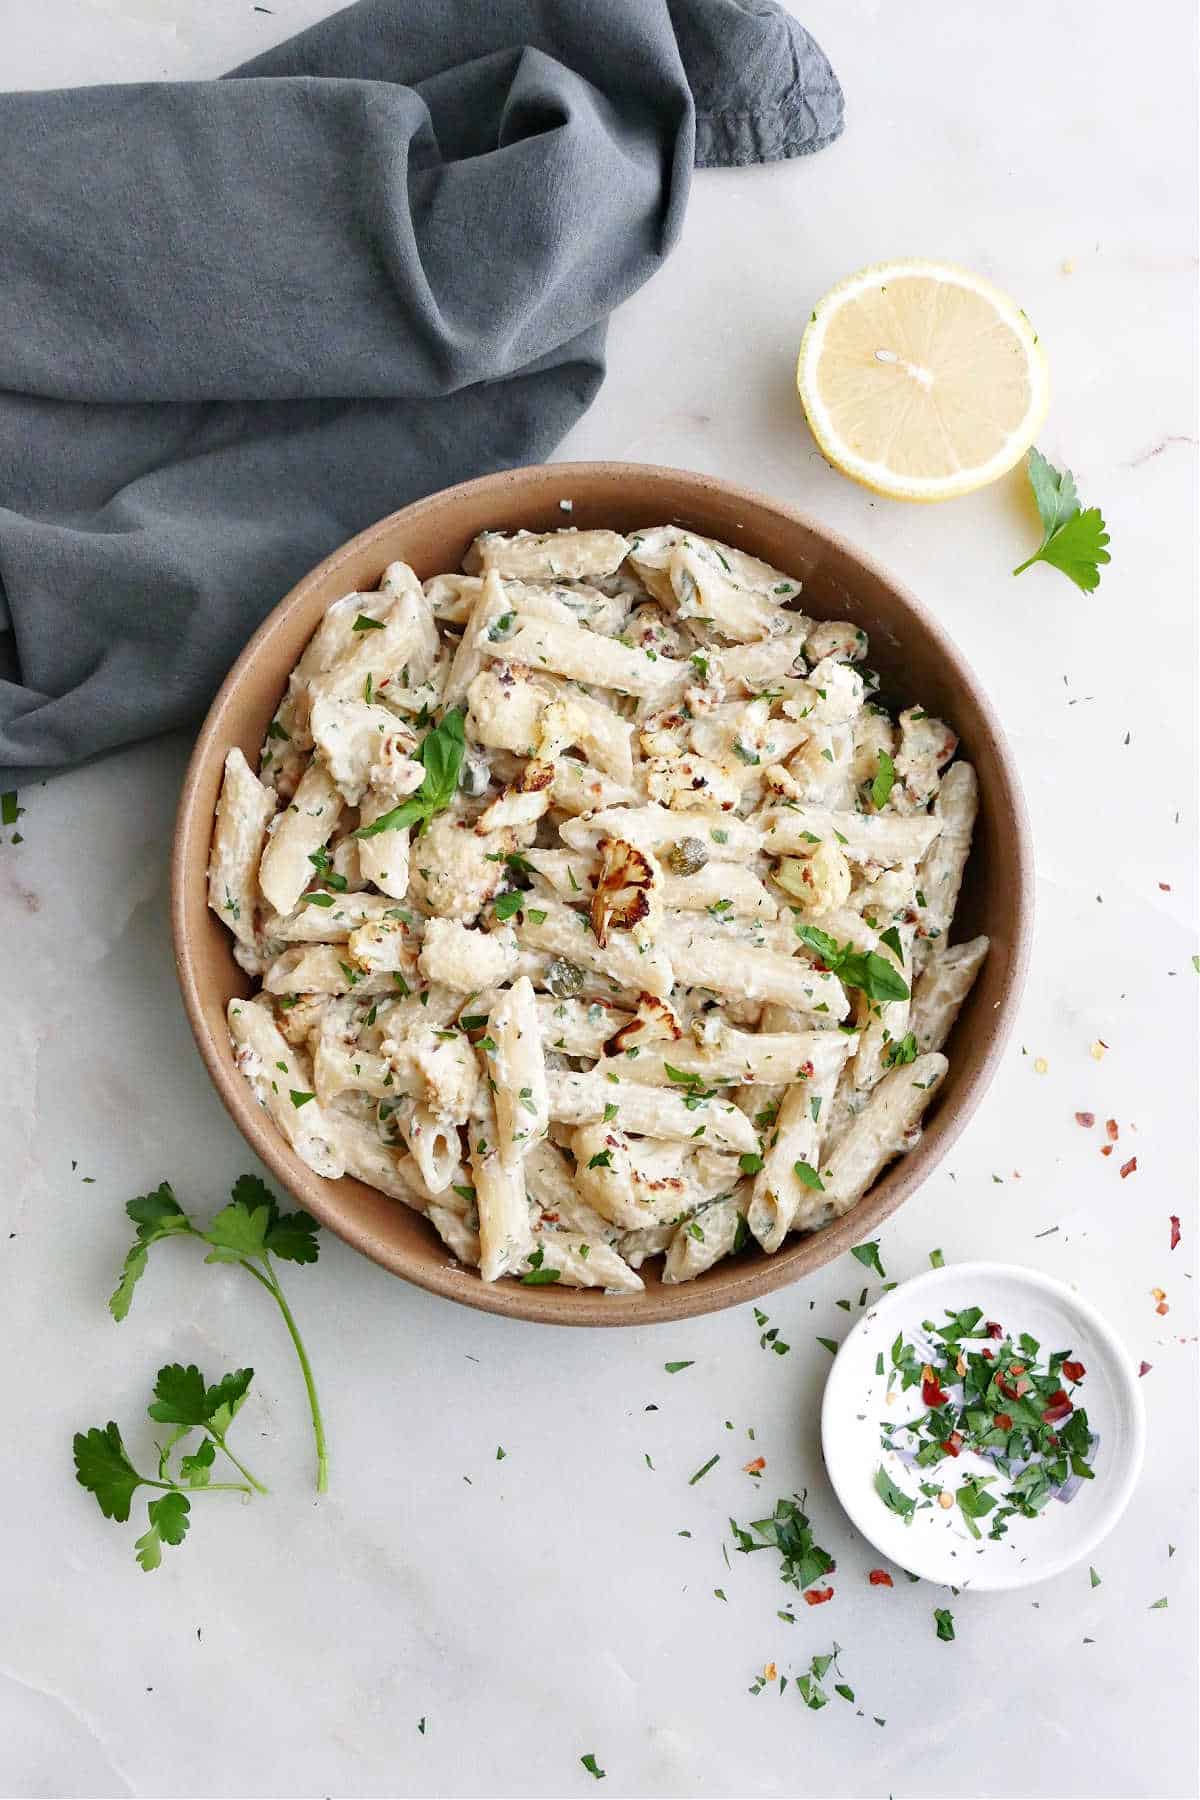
1100,1144,1114,1157
868,1570,894,1587
541,1211,560,1222
981,1347,995,1360
939,1431,964,1457
1170,1215,1181,1250
993,1412,1013,1431
1138,1361,1153,1377
985,1320,1004,1338
1061,1360,1086,1383
1158,882,1171,892
1105,1119,1119,1141
1120,1157,1137,1179
921,1368,950,1408
1075,1112,1095,1128
804,1587,834,1606
1155,1301,1169,1316
743,1457,766,1474
997,1377,1017,1399
1041,1391,1074,1423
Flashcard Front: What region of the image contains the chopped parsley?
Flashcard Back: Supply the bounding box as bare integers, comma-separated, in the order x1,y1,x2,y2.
730,1494,834,1592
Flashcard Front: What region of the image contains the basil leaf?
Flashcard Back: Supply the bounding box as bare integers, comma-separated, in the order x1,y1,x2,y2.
353,708,465,840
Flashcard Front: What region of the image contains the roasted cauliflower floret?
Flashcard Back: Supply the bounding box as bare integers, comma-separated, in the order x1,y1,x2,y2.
894,707,958,810
418,916,518,991
772,839,852,916
852,705,898,788
624,602,687,659
590,836,663,950
804,620,868,664
408,814,516,920
347,916,421,978
645,753,740,812
782,656,865,728
603,991,683,1055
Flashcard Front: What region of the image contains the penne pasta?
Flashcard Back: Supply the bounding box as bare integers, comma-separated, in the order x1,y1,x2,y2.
214,525,981,1294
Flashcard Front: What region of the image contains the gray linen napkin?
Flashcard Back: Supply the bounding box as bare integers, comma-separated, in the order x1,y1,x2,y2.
0,0,841,782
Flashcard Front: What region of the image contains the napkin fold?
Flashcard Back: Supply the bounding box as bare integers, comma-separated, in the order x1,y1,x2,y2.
0,0,842,781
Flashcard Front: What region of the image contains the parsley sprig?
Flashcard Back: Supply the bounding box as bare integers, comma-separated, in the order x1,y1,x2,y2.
109,1176,328,1492
74,1362,264,1572
1013,448,1111,592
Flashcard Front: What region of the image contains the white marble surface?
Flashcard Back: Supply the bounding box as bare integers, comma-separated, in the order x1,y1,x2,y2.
2,4,1197,1797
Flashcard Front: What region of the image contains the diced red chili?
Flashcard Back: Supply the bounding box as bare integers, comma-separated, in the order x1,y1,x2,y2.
1061,1360,1086,1383
921,1370,950,1408
939,1431,964,1457
804,1587,834,1606
985,1320,1004,1338
1041,1391,1073,1423
868,1570,894,1587
1170,1215,1181,1250
981,1347,995,1360
1105,1119,1119,1141
1138,1361,1152,1377
993,1412,1013,1431
1008,1362,1026,1375
1074,1112,1095,1128
1120,1157,1137,1179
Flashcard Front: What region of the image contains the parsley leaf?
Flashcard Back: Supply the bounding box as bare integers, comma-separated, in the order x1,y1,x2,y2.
934,1607,956,1642
874,1465,916,1522
883,1031,918,1069
134,1492,192,1572
871,750,896,810
353,708,466,839
1013,448,1111,592
108,1182,192,1322
850,1240,886,1278
72,1422,143,1522
794,1160,824,1191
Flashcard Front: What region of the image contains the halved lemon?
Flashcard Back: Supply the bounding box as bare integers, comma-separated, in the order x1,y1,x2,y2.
797,260,1049,502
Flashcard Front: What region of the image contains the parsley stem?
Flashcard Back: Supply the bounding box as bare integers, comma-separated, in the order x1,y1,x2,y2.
240,1256,328,1494
141,1476,252,1495
207,1431,269,1495
1011,553,1038,577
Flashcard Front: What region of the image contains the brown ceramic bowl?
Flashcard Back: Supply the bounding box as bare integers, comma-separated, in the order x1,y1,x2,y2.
172,463,1032,1326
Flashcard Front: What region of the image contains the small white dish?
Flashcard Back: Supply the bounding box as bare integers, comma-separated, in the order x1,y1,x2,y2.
820,1261,1145,1591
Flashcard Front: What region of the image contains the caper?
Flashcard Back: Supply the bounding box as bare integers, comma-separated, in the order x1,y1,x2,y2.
667,836,709,877
544,958,585,998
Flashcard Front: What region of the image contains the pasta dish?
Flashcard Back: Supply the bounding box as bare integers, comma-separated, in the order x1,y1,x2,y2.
208,524,987,1292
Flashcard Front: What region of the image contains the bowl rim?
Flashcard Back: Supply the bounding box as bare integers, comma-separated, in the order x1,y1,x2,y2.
171,460,1034,1327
